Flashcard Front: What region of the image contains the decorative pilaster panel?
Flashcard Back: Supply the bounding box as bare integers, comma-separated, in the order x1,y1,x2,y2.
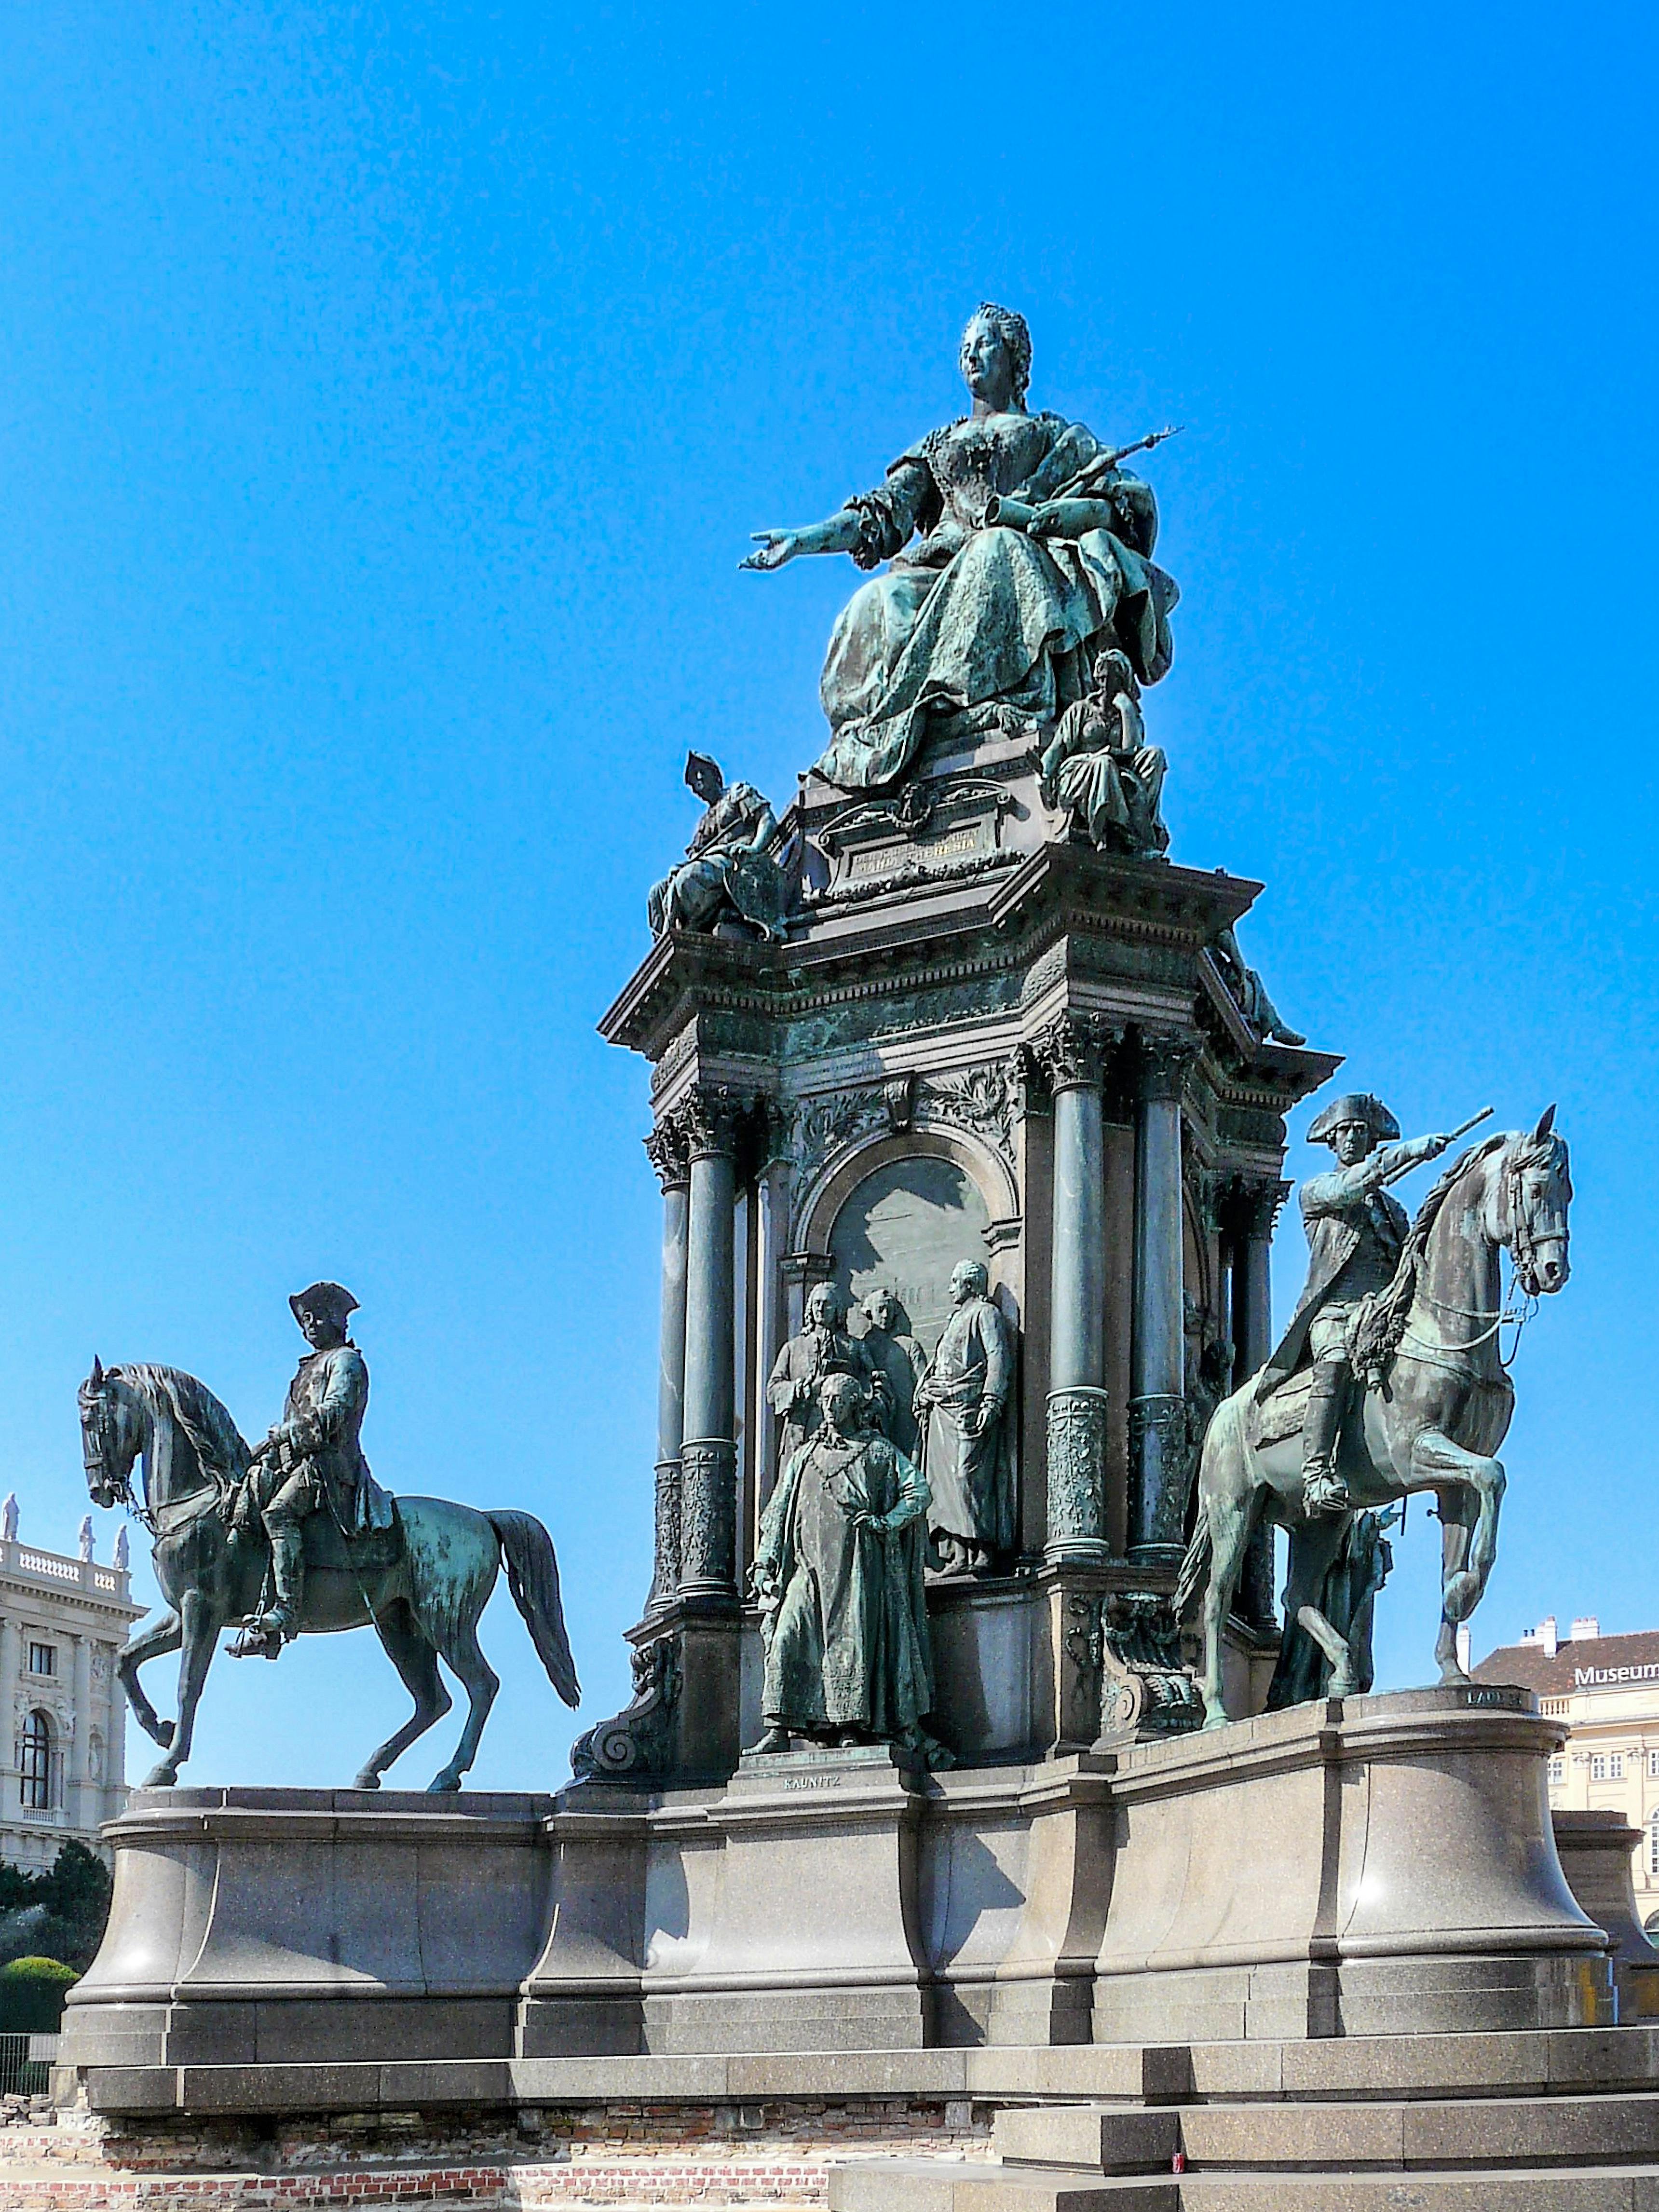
1032,1012,1119,1565
673,1086,746,1605
644,1122,692,1620
1130,1031,1200,1560
1128,1394,1190,1554
679,1438,737,1596
1045,1386,1111,1562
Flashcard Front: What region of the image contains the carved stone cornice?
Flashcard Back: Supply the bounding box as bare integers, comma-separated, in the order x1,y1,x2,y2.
1028,1011,1121,1095
1136,1030,1201,1104
643,1123,692,1194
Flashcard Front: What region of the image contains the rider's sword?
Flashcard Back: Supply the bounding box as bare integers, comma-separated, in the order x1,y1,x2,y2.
1379,1104,1493,1186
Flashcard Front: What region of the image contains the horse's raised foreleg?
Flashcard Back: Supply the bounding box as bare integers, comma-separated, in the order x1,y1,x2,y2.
1410,1428,1506,1685
117,1610,183,1748
354,1602,453,1789
141,1588,219,1788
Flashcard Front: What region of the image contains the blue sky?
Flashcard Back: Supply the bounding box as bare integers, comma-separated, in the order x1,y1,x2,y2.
0,3,1654,1789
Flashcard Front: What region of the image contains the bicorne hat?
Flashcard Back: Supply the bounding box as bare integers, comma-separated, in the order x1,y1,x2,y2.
1307,1093,1401,1147
289,1282,360,1328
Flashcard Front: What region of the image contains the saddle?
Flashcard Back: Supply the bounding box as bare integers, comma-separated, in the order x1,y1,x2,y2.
300,1507,402,1576
1251,1366,1315,1449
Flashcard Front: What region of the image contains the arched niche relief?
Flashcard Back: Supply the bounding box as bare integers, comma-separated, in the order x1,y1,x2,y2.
800,1129,1016,1359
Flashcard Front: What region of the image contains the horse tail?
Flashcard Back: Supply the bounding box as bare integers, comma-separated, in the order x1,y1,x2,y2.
1174,1516,1211,1620
488,1510,581,1707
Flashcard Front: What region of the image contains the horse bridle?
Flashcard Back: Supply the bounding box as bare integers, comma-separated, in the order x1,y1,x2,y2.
80,1376,155,1533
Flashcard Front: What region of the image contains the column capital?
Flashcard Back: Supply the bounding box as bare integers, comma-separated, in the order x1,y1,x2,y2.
1028,1010,1121,1094
1136,1029,1201,1103
1234,1175,1292,1240
669,1084,749,1162
643,1122,692,1193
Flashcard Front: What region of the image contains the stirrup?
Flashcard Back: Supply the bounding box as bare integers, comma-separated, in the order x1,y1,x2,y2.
229,1616,283,1662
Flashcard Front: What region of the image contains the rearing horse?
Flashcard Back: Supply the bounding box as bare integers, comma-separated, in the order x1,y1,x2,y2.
79,1360,580,1789
1177,1110,1571,1725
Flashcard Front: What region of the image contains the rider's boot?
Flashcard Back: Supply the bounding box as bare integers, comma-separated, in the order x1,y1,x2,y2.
1301,1364,1350,1517
260,1520,306,1643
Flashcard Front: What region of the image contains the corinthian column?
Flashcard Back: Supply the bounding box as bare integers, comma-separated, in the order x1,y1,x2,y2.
1130,1032,1198,1559
675,1088,744,1602
643,1122,692,1619
1033,1012,1116,1564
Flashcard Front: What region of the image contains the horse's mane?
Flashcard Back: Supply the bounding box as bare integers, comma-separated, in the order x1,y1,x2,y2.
115,1364,251,1483
1348,1133,1513,1385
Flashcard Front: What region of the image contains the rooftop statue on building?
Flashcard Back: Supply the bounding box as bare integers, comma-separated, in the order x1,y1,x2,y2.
742,304,1179,791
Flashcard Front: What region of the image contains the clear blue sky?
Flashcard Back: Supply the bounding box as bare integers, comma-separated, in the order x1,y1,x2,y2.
0,3,1654,1789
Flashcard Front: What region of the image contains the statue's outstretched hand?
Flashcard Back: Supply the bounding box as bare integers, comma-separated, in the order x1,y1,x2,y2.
739,531,797,572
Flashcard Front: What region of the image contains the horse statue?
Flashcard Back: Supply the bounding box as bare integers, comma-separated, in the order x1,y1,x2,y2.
78,1359,581,1789
1176,1109,1572,1726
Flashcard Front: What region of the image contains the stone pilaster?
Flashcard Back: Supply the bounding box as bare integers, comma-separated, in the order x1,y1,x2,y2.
643,1123,691,1620
68,1633,90,1832
1130,1031,1199,1560
1030,1012,1117,1565
673,1087,746,1604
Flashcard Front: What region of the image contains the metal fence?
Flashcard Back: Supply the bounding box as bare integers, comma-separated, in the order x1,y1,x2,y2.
0,2033,53,2098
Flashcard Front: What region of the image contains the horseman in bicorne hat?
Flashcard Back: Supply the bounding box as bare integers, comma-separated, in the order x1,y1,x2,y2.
240,1282,394,1654
1255,1094,1454,1517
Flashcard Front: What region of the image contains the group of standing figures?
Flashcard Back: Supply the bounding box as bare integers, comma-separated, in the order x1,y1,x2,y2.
751,1261,1015,1762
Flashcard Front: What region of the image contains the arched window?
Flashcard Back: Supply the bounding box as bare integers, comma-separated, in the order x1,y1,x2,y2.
18,1710,53,1810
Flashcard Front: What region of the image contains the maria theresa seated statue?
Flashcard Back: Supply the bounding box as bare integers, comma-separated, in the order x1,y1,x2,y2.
742,304,1179,792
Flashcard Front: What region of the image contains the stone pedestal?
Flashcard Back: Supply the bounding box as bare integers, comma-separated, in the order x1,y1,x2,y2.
1553,1807,1659,2022
61,1691,1613,2090
643,1746,932,2054
1092,1685,1611,2042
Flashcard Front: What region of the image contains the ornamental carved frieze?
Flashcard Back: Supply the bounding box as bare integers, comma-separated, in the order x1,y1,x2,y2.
787,1060,1023,1214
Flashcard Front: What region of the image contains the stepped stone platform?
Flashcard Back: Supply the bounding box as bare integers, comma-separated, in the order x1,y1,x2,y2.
14,2030,1658,2210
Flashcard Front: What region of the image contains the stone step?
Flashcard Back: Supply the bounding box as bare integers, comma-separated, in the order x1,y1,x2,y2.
1178,2173,1659,2210
993,2090,1659,2174
831,2158,1659,2212
830,2159,1178,2212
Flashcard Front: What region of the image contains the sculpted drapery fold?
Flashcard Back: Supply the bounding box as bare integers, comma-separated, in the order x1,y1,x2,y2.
816,412,1178,791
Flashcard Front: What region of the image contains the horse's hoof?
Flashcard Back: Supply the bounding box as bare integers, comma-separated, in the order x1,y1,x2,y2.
351,1772,382,1791
426,1772,463,1794
1439,1664,1472,1689
146,1720,175,1750
1199,1709,1232,1733
141,1761,179,1789
1329,1675,1357,1699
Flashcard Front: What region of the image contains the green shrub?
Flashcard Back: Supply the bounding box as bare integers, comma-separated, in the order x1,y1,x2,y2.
0,1956,77,2033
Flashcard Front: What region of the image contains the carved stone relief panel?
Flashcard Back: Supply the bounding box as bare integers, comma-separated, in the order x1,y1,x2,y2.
827,1156,993,1357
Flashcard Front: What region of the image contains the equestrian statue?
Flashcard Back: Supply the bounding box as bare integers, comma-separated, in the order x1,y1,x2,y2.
78,1282,581,1790
1176,1101,1572,1727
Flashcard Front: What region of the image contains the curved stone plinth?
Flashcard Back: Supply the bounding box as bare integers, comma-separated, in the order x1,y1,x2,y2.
1092,1684,1612,2041
59,1787,555,2070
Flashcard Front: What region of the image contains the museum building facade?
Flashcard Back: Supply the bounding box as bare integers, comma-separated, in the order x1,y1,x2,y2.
0,1509,142,1870
1473,1615,1659,1929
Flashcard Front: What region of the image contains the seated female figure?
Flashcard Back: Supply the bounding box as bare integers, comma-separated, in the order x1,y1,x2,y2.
742,304,1179,792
